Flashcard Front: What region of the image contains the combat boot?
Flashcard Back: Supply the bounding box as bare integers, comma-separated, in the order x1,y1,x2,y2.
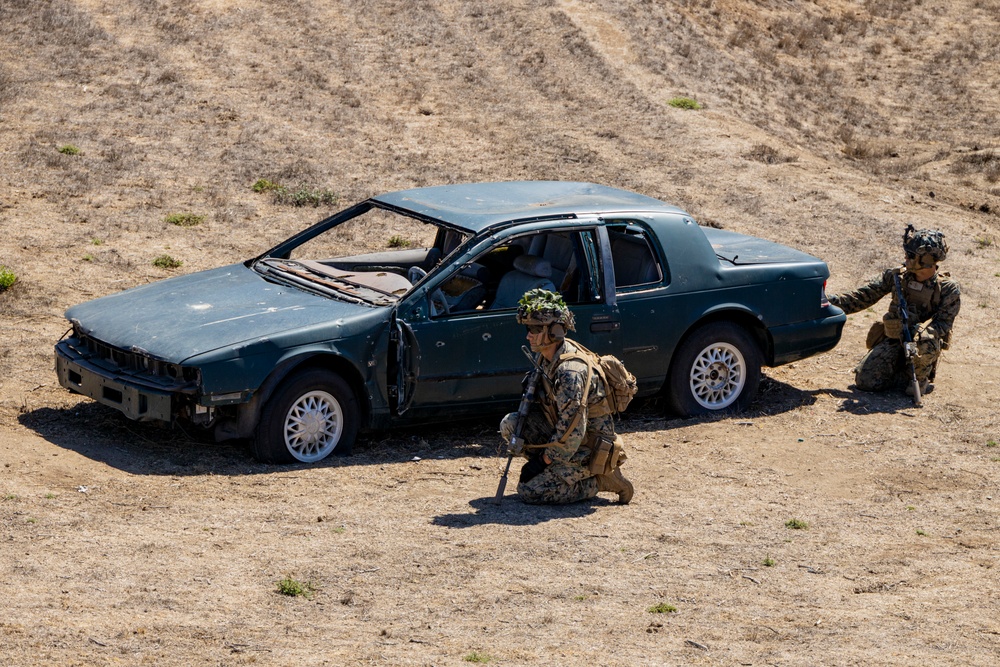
596,467,634,505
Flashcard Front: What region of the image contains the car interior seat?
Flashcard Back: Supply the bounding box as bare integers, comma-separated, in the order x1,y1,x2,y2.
527,234,576,293
609,232,661,287
490,255,556,309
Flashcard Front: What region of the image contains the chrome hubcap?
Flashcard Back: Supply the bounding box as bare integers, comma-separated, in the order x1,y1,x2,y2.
690,342,746,410
283,390,344,462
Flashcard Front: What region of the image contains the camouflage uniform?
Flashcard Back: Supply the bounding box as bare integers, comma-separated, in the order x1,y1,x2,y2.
499,288,632,505
500,338,616,504
828,227,961,392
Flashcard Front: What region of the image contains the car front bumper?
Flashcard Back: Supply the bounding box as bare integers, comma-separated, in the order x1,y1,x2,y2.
55,340,193,422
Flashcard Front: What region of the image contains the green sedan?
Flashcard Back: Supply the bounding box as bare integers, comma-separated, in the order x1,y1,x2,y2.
56,181,845,463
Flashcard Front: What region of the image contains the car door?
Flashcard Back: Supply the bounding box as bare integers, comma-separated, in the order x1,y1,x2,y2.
600,217,679,393
393,222,621,419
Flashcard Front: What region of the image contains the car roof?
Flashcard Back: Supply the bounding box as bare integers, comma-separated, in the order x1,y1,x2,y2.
370,181,688,233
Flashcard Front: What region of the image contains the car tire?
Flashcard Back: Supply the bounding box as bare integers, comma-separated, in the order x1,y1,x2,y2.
252,369,359,464
668,321,761,417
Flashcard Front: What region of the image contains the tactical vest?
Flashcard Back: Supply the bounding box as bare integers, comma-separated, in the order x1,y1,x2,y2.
866,269,950,350
537,342,613,447
892,269,941,321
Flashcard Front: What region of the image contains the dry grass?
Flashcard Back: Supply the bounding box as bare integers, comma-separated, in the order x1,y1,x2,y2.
3,1,1000,665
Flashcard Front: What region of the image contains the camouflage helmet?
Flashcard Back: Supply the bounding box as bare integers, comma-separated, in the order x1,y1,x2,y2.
516,288,576,334
903,224,948,263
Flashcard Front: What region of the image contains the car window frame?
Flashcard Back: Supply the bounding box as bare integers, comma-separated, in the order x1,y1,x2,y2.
603,219,669,293
419,223,611,320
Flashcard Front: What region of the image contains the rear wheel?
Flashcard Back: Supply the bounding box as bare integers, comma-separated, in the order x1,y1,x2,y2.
252,369,359,463
668,322,761,416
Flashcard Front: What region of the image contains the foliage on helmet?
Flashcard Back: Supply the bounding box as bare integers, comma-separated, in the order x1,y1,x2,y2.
903,224,948,262
515,288,576,332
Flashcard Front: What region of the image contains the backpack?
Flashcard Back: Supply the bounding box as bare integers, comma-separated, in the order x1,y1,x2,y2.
560,341,638,414
596,352,639,413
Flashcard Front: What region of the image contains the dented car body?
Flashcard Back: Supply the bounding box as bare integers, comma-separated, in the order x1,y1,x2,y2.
56,181,845,463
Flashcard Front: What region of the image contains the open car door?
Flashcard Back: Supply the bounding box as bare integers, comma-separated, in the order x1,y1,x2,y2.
392,222,622,421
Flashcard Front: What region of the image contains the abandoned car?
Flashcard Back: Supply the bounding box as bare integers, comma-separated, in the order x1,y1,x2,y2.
55,181,845,463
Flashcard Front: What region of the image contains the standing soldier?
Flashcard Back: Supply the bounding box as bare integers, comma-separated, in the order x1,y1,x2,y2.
828,225,961,397
499,289,633,505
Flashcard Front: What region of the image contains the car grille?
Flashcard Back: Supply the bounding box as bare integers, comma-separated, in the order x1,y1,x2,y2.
76,331,199,385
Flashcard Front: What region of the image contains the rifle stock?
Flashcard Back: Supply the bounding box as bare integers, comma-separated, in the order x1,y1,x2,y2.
893,270,922,407
494,346,543,504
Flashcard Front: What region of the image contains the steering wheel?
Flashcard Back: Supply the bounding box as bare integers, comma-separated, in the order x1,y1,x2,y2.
407,266,449,317
429,289,450,317
407,266,427,284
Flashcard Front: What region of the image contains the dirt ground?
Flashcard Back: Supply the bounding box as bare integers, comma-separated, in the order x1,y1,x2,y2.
2,1,1000,665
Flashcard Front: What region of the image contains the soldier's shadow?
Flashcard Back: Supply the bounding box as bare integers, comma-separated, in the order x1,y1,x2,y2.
431,495,608,527
830,385,927,415
747,376,923,417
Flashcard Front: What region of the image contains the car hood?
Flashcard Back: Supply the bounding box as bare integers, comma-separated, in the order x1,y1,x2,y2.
65,264,377,362
703,227,821,265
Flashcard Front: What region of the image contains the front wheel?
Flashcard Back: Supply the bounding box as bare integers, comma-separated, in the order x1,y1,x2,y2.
252,369,359,463
667,322,761,417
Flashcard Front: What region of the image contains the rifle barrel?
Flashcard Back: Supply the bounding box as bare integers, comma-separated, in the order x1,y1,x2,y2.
893,270,923,407
493,348,543,504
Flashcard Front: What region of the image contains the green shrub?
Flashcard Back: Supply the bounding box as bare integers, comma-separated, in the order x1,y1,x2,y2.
648,602,677,614
252,179,339,207
58,144,81,155
276,576,315,599
153,255,182,269
275,187,339,208
0,265,17,291
387,235,411,248
166,213,205,227
785,518,809,530
252,178,281,193
463,652,492,663
668,96,702,110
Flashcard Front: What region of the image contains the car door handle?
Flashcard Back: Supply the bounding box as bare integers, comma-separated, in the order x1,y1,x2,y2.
590,321,620,332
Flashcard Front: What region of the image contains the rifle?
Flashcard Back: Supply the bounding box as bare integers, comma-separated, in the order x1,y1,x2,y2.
892,269,922,407
494,346,543,504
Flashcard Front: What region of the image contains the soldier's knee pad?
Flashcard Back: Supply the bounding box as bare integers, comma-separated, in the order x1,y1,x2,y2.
499,413,518,441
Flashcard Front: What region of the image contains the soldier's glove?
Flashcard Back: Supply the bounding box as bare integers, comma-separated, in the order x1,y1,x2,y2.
919,325,940,342
882,317,903,339
507,435,525,458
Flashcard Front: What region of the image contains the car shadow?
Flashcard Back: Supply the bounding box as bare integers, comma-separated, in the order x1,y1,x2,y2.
17,400,511,476
754,375,923,416
18,377,913,476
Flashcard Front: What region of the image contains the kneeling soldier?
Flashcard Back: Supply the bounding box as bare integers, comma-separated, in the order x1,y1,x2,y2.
829,225,961,397
499,289,633,505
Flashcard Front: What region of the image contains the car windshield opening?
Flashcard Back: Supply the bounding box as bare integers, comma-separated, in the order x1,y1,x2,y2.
252,206,469,305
